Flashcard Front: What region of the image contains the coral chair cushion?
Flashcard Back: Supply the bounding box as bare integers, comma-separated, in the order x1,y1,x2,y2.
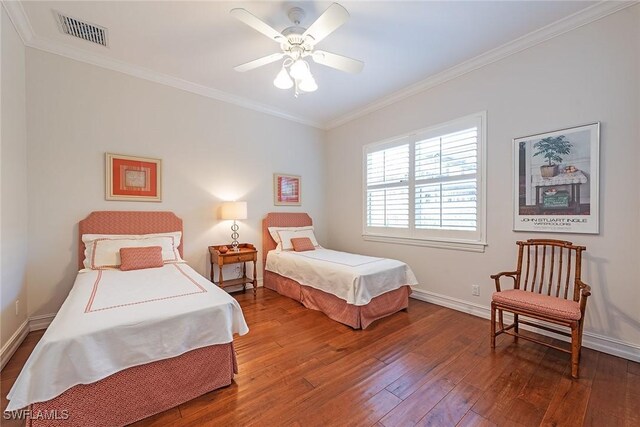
291,237,315,252
492,289,581,321
119,246,164,271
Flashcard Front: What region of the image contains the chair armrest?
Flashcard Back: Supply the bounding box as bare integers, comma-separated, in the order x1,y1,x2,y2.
577,280,591,315
578,280,591,297
490,271,518,292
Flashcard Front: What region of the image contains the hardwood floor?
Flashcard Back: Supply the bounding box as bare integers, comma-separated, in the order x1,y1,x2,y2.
2,288,638,426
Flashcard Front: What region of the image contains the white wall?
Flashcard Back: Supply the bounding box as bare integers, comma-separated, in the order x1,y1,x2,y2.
325,6,640,351
25,49,326,317
1,7,29,349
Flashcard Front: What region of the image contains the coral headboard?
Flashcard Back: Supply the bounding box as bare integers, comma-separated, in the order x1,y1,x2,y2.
78,211,183,269
262,212,312,268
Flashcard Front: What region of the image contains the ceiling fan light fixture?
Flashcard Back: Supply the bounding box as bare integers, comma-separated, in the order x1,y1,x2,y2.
289,59,311,80
298,76,318,93
273,67,294,89
231,3,362,97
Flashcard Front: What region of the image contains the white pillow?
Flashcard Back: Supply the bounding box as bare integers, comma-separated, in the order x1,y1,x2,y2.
268,226,315,251
82,232,183,269
268,226,314,247
277,229,320,251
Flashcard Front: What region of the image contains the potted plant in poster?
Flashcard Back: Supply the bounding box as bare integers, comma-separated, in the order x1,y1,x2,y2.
533,135,572,178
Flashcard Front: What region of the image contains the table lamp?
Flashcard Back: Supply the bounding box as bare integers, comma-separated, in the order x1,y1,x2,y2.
220,201,247,252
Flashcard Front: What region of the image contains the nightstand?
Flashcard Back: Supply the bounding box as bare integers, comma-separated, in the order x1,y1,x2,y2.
208,244,258,296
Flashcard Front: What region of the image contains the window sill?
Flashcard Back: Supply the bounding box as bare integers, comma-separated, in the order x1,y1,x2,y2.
362,234,487,253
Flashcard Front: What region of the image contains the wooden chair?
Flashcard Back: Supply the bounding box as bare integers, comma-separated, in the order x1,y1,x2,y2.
490,239,591,378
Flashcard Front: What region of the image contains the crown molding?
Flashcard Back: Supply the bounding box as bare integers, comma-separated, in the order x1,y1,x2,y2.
4,1,636,131
325,0,637,130
29,37,324,128
2,0,34,44
1,1,323,130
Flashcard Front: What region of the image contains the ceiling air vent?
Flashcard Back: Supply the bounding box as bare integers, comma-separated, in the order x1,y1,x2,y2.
55,11,108,47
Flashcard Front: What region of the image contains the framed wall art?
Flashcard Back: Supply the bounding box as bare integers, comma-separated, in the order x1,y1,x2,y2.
106,153,162,202
274,173,301,206
513,123,599,234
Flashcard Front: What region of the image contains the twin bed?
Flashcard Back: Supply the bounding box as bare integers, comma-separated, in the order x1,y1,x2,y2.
6,212,248,426
262,212,416,329
6,211,416,425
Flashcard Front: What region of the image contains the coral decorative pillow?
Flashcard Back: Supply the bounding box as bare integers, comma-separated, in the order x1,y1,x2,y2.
291,237,315,252
119,246,164,271
278,229,319,251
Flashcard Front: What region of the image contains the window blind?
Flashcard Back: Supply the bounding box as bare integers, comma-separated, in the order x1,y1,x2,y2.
415,127,478,231
363,113,485,249
366,143,409,228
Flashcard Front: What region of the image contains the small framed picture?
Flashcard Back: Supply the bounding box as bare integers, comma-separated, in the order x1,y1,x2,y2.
274,173,301,206
513,123,599,234
106,153,162,202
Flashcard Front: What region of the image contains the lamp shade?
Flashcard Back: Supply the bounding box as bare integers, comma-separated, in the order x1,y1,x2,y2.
299,76,318,93
289,60,311,80
273,67,293,89
220,201,247,220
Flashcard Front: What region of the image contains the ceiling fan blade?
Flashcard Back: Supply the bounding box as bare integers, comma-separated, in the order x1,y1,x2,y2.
234,53,285,72
302,3,349,45
312,50,363,74
230,8,287,44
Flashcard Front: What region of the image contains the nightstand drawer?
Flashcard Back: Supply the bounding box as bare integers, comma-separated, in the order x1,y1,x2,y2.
228,253,255,263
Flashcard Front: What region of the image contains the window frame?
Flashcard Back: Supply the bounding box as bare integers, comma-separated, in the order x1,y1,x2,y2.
362,112,487,252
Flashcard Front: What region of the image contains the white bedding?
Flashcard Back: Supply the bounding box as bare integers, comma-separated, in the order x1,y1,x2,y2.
6,263,249,411
265,248,418,305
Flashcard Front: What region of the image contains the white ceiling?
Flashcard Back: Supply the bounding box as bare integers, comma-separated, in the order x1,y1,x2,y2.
17,1,599,127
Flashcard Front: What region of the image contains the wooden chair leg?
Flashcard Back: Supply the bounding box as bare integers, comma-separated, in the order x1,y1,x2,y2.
578,319,584,358
513,314,519,342
498,309,504,331
571,324,580,379
490,303,496,349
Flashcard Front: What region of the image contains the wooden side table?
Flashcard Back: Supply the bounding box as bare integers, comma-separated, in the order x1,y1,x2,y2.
208,243,257,296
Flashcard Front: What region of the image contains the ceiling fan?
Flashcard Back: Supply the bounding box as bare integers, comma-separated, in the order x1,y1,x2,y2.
230,3,364,97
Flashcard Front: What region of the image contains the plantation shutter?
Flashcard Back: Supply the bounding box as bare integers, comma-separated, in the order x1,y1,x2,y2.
363,113,485,249
414,127,478,231
365,143,410,228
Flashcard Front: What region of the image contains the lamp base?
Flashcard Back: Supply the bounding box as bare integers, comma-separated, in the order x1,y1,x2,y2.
231,221,240,252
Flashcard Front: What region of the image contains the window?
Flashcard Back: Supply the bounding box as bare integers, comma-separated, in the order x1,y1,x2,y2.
363,112,486,251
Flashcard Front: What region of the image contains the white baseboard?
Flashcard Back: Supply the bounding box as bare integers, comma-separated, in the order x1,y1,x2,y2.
0,320,30,370
29,313,56,331
0,313,57,371
410,289,640,363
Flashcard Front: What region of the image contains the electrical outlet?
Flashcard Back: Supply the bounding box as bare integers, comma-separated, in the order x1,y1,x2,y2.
472,285,480,296
16,300,19,315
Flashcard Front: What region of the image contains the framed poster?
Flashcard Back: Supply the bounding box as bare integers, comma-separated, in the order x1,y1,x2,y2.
106,153,162,202
274,173,301,206
514,123,599,234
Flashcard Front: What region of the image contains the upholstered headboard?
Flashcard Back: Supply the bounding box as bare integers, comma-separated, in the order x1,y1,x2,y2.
261,212,312,268
78,211,183,269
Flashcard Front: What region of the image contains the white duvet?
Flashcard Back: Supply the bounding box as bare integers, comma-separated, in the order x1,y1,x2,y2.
6,263,249,411
265,248,418,305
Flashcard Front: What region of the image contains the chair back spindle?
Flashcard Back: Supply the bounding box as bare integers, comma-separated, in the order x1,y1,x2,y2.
514,239,585,302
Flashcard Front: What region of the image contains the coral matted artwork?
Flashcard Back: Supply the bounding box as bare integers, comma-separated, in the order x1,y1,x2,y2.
274,173,301,206
105,153,162,202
